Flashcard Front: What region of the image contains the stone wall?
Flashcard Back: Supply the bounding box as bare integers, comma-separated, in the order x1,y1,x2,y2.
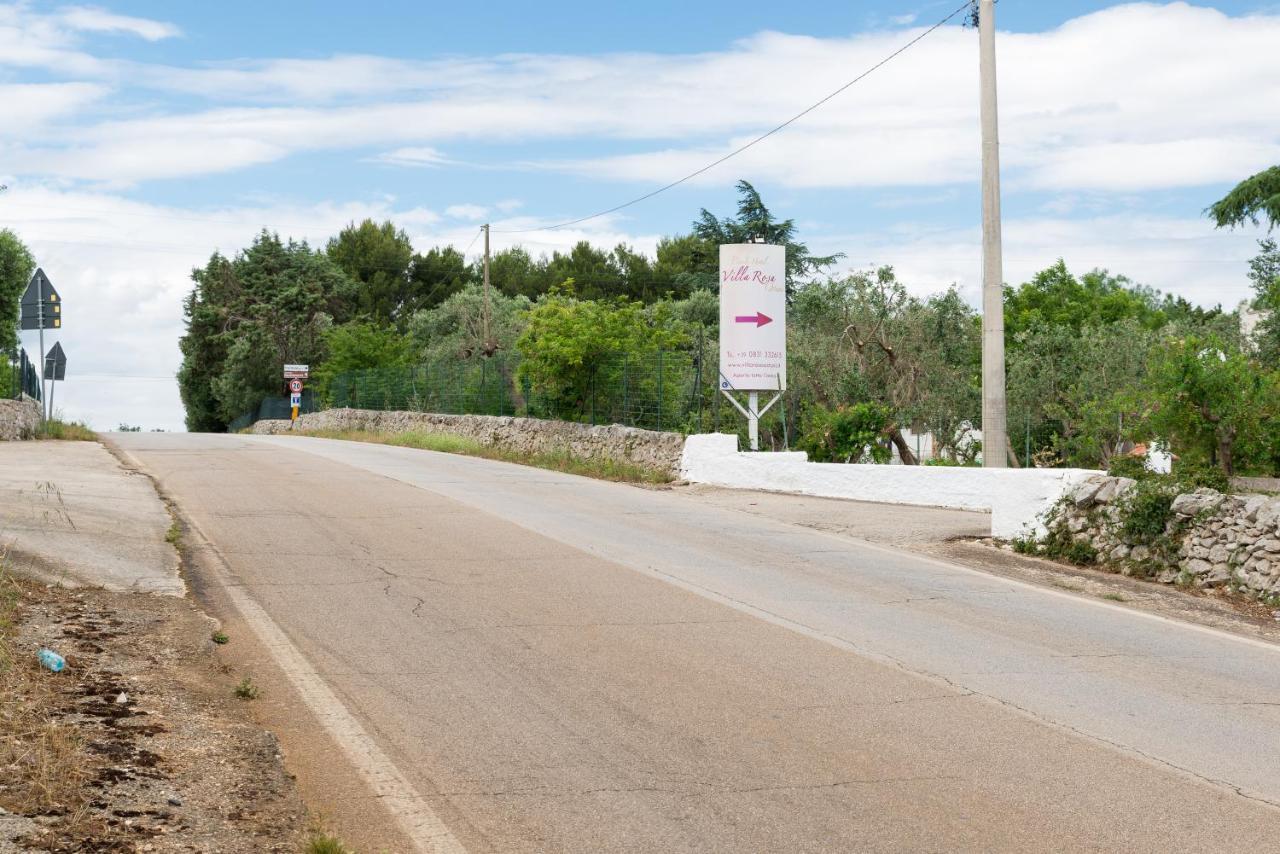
251,408,686,477
0,397,41,440
1046,474,1280,599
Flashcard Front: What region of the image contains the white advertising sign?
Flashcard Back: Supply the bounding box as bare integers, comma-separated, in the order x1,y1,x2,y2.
719,244,786,391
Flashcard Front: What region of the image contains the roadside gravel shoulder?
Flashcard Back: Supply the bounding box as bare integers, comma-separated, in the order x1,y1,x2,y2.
677,483,1280,647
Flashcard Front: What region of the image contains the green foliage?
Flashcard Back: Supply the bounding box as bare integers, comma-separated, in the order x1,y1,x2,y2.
1106,454,1151,482
178,232,358,430
405,245,472,317
515,286,688,422
1172,461,1230,493
312,322,412,400
1142,335,1280,475
233,676,259,700
1004,260,1167,340
407,285,530,362
692,180,842,299
1207,165,1280,231
1248,238,1280,363
1117,483,1177,545
326,219,414,325
0,230,35,352
797,403,892,463
790,267,979,462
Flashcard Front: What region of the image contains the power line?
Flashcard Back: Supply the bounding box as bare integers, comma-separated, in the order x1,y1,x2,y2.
492,1,974,235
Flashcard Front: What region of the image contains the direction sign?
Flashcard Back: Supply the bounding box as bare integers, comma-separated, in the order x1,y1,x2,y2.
718,244,786,391
43,342,67,381
20,269,62,331
288,378,303,393
283,363,309,379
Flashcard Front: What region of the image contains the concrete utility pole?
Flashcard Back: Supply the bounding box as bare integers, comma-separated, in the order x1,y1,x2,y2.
979,0,1007,467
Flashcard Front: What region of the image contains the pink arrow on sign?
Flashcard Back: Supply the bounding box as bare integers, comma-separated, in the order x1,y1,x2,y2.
734,312,773,327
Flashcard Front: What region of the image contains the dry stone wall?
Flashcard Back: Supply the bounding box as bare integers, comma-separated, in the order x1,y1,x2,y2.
1046,474,1280,599
0,397,41,440
251,408,686,477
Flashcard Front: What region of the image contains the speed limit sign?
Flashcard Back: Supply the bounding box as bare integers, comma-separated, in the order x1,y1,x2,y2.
289,379,303,393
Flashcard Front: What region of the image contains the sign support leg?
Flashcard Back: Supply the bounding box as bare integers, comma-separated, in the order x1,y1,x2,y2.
748,391,759,451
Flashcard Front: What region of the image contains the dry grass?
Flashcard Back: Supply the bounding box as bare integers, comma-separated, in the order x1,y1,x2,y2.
39,417,96,441
299,428,673,484
0,559,92,819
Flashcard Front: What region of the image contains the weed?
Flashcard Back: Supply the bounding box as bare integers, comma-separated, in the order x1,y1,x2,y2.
1011,537,1040,556
211,631,229,645
38,418,96,441
305,832,353,854
233,676,259,700
165,521,182,546
1102,592,1127,602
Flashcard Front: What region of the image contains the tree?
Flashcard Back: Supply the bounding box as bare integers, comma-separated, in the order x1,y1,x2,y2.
178,232,358,430
312,322,413,399
1208,166,1280,231
1006,319,1155,468
1004,260,1165,340
515,285,688,421
692,180,842,298
0,229,35,352
789,267,979,464
1247,238,1280,363
326,220,414,325
1143,336,1279,475
404,246,473,317
408,285,530,363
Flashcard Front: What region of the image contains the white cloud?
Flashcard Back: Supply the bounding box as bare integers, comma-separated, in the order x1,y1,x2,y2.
445,204,489,221
374,146,452,168
889,13,919,26
0,82,108,136
57,6,180,41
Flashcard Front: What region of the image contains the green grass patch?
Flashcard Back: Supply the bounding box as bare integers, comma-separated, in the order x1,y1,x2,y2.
1102,592,1127,602
305,832,353,854
233,676,259,700
165,521,182,546
38,418,96,441
298,428,673,485
211,630,229,645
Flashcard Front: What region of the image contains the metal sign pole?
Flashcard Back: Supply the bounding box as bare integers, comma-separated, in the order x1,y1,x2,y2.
748,391,759,451
37,274,46,421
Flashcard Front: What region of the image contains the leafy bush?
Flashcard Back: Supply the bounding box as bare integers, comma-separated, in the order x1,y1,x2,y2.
1106,453,1151,482
1173,461,1230,493
798,403,892,463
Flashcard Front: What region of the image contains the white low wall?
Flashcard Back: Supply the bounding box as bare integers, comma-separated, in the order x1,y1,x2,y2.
680,433,1099,539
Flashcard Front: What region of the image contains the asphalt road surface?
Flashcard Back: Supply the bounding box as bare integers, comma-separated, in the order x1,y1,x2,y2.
113,432,1280,853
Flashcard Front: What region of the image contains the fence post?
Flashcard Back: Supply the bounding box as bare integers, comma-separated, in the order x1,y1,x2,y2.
482,358,488,415
695,328,704,433
657,350,664,432
622,353,629,426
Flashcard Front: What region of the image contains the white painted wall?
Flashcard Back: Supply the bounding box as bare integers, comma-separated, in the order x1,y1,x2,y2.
681,433,1100,539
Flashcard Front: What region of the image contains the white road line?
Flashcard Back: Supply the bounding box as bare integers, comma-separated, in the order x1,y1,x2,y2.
163,496,467,853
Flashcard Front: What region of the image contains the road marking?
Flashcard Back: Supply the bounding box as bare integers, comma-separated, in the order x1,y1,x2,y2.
146,477,467,854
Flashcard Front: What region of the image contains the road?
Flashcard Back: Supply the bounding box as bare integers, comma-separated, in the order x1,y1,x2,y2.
112,432,1280,853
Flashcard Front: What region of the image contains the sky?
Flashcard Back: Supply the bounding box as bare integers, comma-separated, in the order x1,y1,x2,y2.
2,0,1277,431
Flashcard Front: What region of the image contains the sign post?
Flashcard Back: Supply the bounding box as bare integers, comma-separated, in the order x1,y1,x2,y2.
718,244,786,451
283,365,309,424
20,269,63,421
43,342,66,420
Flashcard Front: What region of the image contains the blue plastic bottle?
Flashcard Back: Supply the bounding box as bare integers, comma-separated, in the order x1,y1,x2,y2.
37,648,65,673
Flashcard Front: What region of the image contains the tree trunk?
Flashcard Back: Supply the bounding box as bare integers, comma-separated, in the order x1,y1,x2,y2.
1219,435,1235,476
890,428,918,465
1005,435,1022,468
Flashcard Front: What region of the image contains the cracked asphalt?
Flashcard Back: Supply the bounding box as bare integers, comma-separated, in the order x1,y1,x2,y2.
112,432,1280,853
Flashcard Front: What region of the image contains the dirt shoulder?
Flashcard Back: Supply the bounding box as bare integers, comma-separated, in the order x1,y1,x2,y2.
676,483,1280,647
0,560,308,853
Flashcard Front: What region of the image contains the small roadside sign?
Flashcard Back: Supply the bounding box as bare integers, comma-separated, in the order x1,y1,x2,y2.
43,342,67,381
290,392,302,408
283,363,309,379
288,378,303,393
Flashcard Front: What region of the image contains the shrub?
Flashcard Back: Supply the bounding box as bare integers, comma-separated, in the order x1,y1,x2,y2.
1106,454,1151,482
797,403,892,464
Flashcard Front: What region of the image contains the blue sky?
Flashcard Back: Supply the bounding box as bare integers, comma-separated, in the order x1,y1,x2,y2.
1,1,1276,430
